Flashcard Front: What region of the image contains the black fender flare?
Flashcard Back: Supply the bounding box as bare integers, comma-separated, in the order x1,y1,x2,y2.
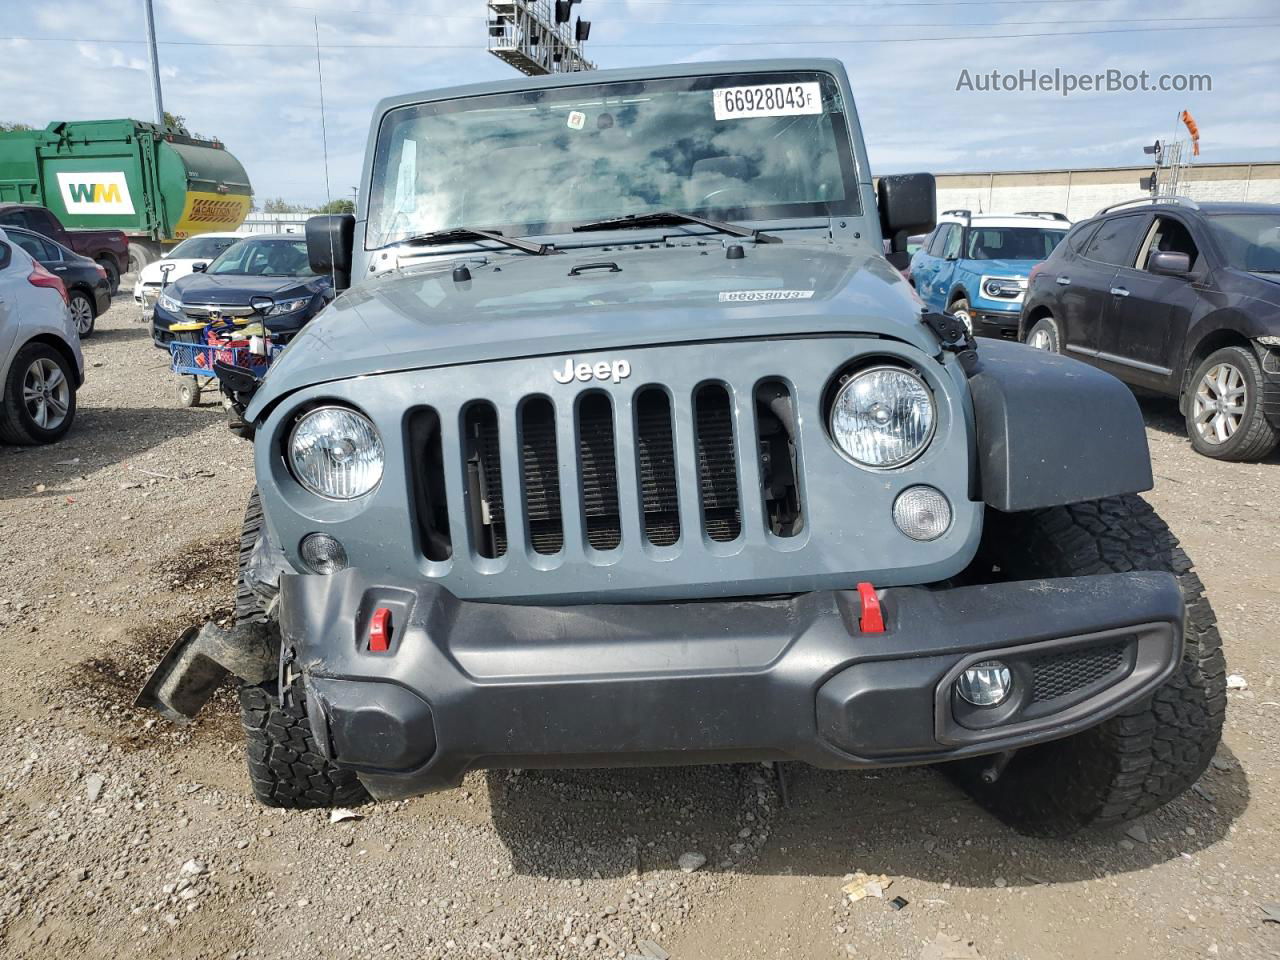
966,339,1153,512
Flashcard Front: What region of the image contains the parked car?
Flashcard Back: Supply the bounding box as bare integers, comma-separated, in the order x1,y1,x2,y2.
132,232,242,307
909,211,1070,339
151,234,333,348
138,59,1224,840
1021,197,1280,462
0,204,128,295
4,225,111,338
0,228,84,444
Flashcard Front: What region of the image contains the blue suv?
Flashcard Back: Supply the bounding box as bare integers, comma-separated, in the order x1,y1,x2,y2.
909,211,1070,339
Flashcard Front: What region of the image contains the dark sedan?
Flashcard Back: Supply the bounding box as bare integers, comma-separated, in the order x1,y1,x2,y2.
151,234,333,348
4,225,111,338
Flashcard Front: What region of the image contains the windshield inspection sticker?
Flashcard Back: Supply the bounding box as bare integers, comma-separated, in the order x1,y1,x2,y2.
720,290,816,303
567,111,587,130
713,83,822,121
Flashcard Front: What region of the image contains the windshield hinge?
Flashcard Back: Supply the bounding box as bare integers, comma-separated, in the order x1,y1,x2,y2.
921,310,980,377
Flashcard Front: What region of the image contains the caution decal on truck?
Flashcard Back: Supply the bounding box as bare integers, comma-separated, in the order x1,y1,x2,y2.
172,191,252,238
56,171,136,215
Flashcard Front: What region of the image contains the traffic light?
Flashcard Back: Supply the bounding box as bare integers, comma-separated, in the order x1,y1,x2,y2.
1143,140,1163,163
576,17,591,42
1139,175,1156,192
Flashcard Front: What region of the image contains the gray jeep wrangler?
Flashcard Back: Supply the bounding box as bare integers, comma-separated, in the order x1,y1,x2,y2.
140,60,1225,837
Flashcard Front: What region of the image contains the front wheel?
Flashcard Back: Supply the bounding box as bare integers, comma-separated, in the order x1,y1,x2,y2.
1185,346,1278,461
176,376,201,408
948,495,1226,837
949,298,973,334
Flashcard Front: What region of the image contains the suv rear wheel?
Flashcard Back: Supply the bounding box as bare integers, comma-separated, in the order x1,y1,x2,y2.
235,489,370,808
948,494,1225,837
69,290,96,338
1185,346,1278,461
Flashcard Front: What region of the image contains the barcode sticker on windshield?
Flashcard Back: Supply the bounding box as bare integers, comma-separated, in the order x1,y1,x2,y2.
713,83,822,121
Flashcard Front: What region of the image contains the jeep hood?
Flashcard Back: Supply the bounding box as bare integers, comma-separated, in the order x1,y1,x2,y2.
248,240,937,418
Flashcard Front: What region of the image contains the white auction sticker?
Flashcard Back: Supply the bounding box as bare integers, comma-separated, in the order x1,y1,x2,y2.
567,111,587,130
719,290,816,303
713,82,822,121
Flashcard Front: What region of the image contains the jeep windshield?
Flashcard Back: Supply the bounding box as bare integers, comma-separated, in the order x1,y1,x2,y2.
366,71,859,250
1206,213,1280,273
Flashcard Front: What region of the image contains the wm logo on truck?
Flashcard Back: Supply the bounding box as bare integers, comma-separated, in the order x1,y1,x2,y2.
56,171,135,216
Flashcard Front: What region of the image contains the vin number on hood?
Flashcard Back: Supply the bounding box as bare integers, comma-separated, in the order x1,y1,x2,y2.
713,83,822,121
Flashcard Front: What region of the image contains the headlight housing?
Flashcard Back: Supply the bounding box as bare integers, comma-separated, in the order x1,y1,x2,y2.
829,365,936,469
288,406,384,499
981,276,1024,299
263,296,312,317
157,291,182,313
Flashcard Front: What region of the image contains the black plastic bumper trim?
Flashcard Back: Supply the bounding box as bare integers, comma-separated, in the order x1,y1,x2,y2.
279,568,1184,799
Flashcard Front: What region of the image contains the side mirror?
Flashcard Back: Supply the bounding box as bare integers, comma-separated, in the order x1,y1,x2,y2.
249,294,275,315
306,214,355,291
877,173,936,271
1149,250,1191,277
190,261,207,273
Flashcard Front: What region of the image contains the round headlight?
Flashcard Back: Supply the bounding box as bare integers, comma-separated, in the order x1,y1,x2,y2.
288,406,384,499
829,366,936,468
983,280,1003,297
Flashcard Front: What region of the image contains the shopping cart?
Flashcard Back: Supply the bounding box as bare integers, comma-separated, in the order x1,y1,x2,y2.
168,321,273,407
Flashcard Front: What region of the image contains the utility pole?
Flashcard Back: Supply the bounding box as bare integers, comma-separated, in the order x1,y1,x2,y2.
143,0,165,125
486,0,594,76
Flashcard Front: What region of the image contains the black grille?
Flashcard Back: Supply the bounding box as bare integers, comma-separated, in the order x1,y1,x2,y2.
1031,642,1127,702
520,398,564,555
577,393,621,551
694,384,742,542
463,402,506,558
635,388,680,547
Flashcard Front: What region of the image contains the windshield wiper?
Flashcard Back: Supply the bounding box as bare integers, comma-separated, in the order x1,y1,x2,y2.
572,211,780,243
400,227,555,256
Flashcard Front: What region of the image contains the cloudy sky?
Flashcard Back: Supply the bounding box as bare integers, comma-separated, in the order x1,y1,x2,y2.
3,0,1278,206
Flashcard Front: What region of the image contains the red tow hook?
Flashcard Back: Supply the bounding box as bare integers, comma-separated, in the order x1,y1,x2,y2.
368,607,393,653
856,582,885,634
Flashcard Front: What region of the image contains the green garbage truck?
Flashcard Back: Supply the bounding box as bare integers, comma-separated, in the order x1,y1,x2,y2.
0,119,253,273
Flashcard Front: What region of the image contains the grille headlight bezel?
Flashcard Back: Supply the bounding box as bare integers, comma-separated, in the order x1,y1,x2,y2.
287,404,385,500
827,363,938,470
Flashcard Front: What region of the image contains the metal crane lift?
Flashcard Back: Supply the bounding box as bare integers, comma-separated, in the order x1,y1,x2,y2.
486,0,594,76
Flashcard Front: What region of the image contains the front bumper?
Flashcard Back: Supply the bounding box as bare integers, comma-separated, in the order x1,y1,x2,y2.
280,568,1185,800
970,301,1022,339
151,304,311,348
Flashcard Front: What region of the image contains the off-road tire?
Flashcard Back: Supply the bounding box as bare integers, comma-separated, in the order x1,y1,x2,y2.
235,488,370,808
1184,346,1279,462
948,494,1226,837
1025,315,1061,352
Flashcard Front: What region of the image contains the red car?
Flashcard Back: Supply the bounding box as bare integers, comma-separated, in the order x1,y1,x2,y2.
0,204,128,294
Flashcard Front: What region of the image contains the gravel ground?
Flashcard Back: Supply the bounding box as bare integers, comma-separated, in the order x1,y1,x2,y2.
0,294,1277,960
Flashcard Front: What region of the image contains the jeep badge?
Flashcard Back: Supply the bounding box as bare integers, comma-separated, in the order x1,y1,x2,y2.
553,357,632,384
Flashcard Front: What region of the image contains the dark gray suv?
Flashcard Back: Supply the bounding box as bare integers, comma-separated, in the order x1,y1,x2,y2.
1021,197,1280,461
139,60,1225,838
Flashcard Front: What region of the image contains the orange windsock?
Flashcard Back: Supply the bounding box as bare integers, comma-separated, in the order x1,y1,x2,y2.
1181,110,1201,156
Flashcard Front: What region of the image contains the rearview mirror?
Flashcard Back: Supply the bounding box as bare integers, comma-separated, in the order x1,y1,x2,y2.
877,173,936,271
307,214,355,290
1149,250,1191,277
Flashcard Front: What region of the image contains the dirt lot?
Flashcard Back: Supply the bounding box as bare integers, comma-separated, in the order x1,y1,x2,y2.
1,295,1277,960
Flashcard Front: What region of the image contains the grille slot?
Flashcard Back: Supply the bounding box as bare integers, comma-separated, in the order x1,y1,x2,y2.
519,397,564,555
462,402,506,558
411,407,451,562
693,383,742,543
635,388,680,547
577,392,622,551
755,380,803,538
1031,642,1127,702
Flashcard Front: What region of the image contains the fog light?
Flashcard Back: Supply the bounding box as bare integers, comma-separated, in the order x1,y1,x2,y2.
299,533,348,575
892,486,952,541
957,660,1012,707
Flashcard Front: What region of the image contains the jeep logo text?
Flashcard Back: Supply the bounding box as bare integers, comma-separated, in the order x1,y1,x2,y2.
553,357,632,384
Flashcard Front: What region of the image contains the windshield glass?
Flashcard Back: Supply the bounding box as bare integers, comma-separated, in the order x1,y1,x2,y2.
168,235,240,260
963,227,1067,261
367,71,859,249
1207,214,1280,272
207,238,316,277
